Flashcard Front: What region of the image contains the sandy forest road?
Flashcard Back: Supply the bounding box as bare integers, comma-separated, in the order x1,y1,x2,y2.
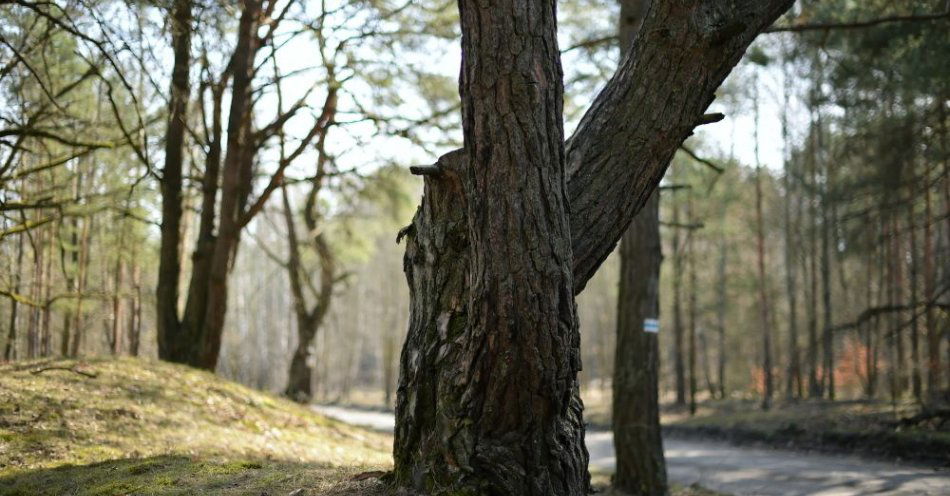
314,405,950,495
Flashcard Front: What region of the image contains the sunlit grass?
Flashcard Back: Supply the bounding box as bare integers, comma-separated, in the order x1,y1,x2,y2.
0,357,391,495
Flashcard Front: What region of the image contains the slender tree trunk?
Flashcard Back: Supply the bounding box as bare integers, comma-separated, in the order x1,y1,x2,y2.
26,222,42,359
111,252,126,356
908,171,922,402
886,216,899,403
40,225,52,357
70,213,91,357
156,0,193,361
129,262,142,357
60,172,81,357
282,184,335,402
781,63,801,400
687,196,699,415
716,238,728,399
188,0,261,370
815,102,834,400
672,185,687,406
754,80,773,410
924,163,940,402
806,108,822,399
614,189,667,496
4,232,24,360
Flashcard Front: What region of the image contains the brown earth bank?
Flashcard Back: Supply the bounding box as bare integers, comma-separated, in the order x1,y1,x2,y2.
663,399,949,467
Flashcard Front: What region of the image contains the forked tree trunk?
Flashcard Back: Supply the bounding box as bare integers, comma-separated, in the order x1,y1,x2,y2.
282,183,335,402
393,1,793,493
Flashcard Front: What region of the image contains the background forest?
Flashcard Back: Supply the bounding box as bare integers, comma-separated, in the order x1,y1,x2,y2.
0,0,947,416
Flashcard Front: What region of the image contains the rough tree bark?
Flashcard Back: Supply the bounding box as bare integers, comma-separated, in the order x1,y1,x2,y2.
611,0,667,493
393,1,793,494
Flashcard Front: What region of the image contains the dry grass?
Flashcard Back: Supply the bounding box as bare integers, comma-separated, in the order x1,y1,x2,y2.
0,357,391,495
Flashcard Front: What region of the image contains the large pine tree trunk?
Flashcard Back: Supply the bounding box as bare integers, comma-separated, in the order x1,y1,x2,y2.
393,1,793,493
395,0,588,486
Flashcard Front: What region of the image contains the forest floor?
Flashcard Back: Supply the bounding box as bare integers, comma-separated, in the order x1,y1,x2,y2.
582,391,950,466
0,358,720,496
0,358,391,496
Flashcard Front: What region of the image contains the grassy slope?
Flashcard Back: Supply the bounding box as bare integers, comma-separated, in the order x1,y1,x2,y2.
0,358,391,496
1,358,724,496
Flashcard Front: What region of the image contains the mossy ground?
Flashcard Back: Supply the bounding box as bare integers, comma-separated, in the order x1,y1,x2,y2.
0,358,391,495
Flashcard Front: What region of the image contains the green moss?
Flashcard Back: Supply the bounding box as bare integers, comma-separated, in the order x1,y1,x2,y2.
0,358,392,495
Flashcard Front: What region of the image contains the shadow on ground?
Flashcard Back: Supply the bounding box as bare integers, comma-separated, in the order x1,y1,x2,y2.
0,455,387,496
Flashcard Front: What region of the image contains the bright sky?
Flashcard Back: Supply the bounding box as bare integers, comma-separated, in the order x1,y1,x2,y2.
230,1,794,208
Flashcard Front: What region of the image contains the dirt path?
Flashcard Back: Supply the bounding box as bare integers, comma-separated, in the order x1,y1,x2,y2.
314,405,950,495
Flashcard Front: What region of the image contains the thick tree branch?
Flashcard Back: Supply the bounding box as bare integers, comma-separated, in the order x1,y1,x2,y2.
565,0,794,292
767,7,950,33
